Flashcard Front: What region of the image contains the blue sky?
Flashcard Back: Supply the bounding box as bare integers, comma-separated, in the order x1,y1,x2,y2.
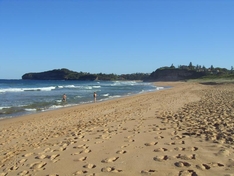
0,0,233,79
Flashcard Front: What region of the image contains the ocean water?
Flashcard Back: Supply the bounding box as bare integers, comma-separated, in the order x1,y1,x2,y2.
0,79,163,119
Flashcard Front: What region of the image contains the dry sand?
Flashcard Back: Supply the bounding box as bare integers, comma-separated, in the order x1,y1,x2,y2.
0,81,234,176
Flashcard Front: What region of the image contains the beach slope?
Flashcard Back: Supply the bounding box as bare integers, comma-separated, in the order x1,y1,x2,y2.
1,82,234,176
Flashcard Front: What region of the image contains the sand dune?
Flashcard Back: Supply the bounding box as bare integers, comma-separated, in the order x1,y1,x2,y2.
0,81,234,176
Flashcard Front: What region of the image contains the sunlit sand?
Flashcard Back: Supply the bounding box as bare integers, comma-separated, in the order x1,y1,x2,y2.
1,82,234,176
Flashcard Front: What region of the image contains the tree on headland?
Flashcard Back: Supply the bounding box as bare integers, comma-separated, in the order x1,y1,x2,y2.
170,64,175,69
188,62,194,70
210,65,214,71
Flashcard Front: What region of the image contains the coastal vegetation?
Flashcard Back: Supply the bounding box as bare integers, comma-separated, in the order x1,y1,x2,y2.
22,62,234,81
149,62,234,81
22,69,150,81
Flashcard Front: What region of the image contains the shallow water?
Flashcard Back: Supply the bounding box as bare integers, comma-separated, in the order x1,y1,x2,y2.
0,80,162,119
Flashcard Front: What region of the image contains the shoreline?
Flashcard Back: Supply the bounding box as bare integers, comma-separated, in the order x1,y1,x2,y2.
0,82,166,124
0,86,162,122
1,81,234,176
0,80,159,120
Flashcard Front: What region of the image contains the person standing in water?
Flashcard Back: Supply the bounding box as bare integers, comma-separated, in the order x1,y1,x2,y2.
93,92,97,102
62,94,67,102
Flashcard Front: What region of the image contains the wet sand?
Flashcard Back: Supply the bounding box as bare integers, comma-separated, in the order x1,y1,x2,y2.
0,81,234,176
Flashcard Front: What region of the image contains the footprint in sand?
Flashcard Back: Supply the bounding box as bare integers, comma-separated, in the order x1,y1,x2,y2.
95,135,102,139
73,156,87,162
49,154,60,161
196,164,211,170
72,148,90,155
80,149,91,154
101,166,122,173
154,148,168,152
151,127,160,131
160,128,167,130
124,138,135,142
35,154,47,159
77,135,84,139
102,134,111,139
101,157,119,163
174,147,198,151
177,154,196,160
141,169,157,175
167,141,185,145
43,148,51,152
59,147,67,151
154,136,164,139
8,166,19,171
116,150,127,154
61,143,68,148
153,155,171,162
208,162,225,167
175,161,191,167
227,159,234,167
73,144,88,149
216,148,230,156
171,135,186,140
95,140,104,144
185,147,198,151
29,161,47,170
22,153,33,157
18,170,29,176
83,163,96,169
121,145,128,148
19,158,27,164
126,135,135,139
179,169,197,176
145,142,158,146
73,170,88,175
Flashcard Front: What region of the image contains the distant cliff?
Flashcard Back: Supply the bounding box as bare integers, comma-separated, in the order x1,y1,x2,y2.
148,68,205,81
22,69,98,80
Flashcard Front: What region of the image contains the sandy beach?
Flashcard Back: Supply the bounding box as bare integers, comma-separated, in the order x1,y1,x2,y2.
1,81,234,176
